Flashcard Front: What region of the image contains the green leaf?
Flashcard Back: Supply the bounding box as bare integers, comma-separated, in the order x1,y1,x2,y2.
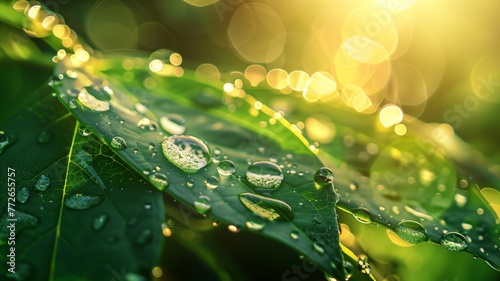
0,78,165,280
52,58,345,279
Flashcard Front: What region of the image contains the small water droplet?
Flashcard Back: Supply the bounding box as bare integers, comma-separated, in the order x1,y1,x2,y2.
440,232,468,251
161,135,210,173
205,176,219,189
144,202,152,210
217,160,236,176
194,195,211,214
34,174,50,191
92,214,109,231
77,87,110,111
395,220,428,244
228,225,240,233
135,228,152,245
238,192,293,221
137,118,158,131
68,99,78,109
135,102,149,114
0,131,10,155
246,161,284,190
64,194,104,210
349,181,358,191
78,126,92,137
110,136,127,149
352,208,371,224
36,130,52,144
160,114,186,135
313,242,325,254
290,230,299,240
149,173,169,190
314,167,334,188
16,187,30,203
357,254,371,275
186,179,195,188
133,148,139,154
245,217,266,231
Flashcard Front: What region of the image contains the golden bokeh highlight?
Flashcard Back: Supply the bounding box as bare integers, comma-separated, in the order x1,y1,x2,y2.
342,85,375,113
183,0,219,7
379,104,403,127
267,68,289,90
152,266,163,278
287,70,309,91
228,3,286,63
244,64,267,86
471,56,500,103
196,63,221,81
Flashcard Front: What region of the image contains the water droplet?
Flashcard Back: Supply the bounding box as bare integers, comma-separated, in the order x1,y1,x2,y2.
246,161,284,190
77,87,110,111
203,176,219,189
133,148,139,154
313,242,325,254
135,228,152,245
149,173,169,190
110,136,127,149
78,126,92,136
343,261,354,280
194,195,211,214
6,261,33,281
349,181,358,191
160,114,186,135
440,232,468,251
290,230,299,240
357,254,371,275
36,130,52,144
137,118,158,131
161,135,210,173
352,208,371,224
228,225,240,233
314,167,334,188
92,214,109,231
144,202,152,210
238,192,293,221
35,174,50,191
0,131,10,155
395,220,428,244
64,194,104,210
16,187,30,203
186,179,195,188
217,160,236,176
68,99,78,109
135,102,148,114
245,216,266,231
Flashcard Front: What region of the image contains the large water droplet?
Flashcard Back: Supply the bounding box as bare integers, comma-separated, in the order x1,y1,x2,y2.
92,214,109,231
205,176,219,189
36,130,52,144
352,208,371,224
149,173,169,190
161,135,210,173
217,160,236,176
314,167,334,188
395,220,428,244
77,87,110,111
16,187,30,203
65,194,104,210
440,232,468,251
246,161,284,190
238,192,293,221
135,228,152,245
160,114,186,135
194,195,211,214
0,131,10,155
110,136,127,149
34,174,50,191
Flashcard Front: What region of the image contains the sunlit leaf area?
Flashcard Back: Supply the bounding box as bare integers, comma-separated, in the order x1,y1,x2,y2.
1,0,500,280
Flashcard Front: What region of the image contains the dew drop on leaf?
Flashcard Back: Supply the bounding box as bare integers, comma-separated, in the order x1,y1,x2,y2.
245,161,284,190
186,178,195,188
245,219,266,231
352,208,372,224
92,214,109,231
314,167,334,188
160,114,186,135
194,195,211,214
440,232,468,251
161,135,210,173
68,99,78,109
137,118,158,131
343,261,354,280
0,131,10,155
357,254,371,275
290,230,299,240
16,187,30,203
110,136,127,149
238,192,293,221
349,181,358,191
395,220,428,244
64,194,104,210
78,126,92,137
149,173,169,190
205,176,219,189
217,160,236,176
36,130,52,144
313,242,325,254
77,87,110,112
135,228,152,245
34,174,51,191
228,225,240,233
